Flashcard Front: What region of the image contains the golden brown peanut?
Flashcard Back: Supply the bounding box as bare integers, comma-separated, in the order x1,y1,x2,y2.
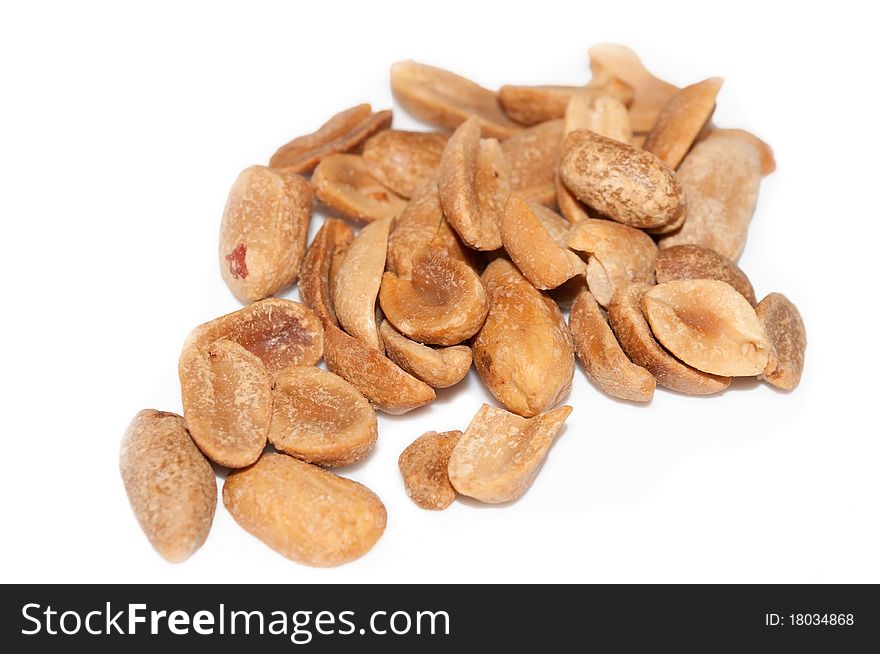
385,181,472,277
223,452,386,567
501,194,586,290
588,43,679,133
755,293,807,391
181,299,323,377
219,166,313,304
380,247,488,345
560,130,685,230
438,116,511,250
473,259,575,417
362,130,448,198
643,77,723,169
448,404,571,504
496,81,633,125
323,322,435,415
658,131,762,260
642,280,770,377
379,320,472,389
499,119,564,206
569,290,655,402
269,104,392,173
398,430,462,510
700,128,776,176
179,339,273,468
607,284,730,395
120,410,216,563
312,154,407,223
298,218,354,326
655,244,756,305
566,218,657,307
332,216,391,351
390,60,522,138
269,366,377,467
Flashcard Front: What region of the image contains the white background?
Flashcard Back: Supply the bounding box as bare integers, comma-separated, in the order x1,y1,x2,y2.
1,0,878,584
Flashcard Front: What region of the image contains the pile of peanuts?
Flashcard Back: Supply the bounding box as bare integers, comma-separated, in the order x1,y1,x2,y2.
120,45,807,567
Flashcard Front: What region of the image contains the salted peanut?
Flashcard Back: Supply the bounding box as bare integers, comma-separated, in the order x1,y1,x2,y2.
496,80,633,125
448,404,571,504
700,128,776,176
501,194,585,290
755,293,807,391
269,104,392,173
658,131,762,260
298,219,354,326
323,322,435,415
390,60,521,138
643,77,723,169
219,166,313,304
223,452,386,567
181,299,323,377
560,130,685,230
569,290,655,402
438,117,510,250
179,339,273,468
333,216,391,351
380,247,488,345
499,119,564,206
398,430,462,510
269,366,377,467
120,410,216,563
607,284,730,395
380,320,472,389
588,43,679,133
473,259,575,417
362,130,448,198
642,280,770,377
312,154,407,223
386,181,472,277
655,244,756,305
566,218,657,307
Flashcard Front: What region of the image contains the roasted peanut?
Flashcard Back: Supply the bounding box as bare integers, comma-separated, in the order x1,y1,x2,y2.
755,293,806,391
270,366,377,467
120,410,216,563
379,320,472,389
362,130,448,198
448,403,571,504
699,128,776,176
642,280,770,376
312,154,407,223
500,119,564,206
569,289,655,402
219,166,313,304
398,430,462,510
298,218,354,326
497,80,633,125
473,259,575,417
269,104,391,173
655,244,756,305
224,452,386,567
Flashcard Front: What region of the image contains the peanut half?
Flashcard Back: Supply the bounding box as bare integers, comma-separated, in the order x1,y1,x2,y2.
642,279,771,377
323,322,435,415
755,293,807,391
500,119,564,206
269,103,391,173
362,130,448,198
179,339,273,468
223,452,386,567
438,116,511,250
298,218,354,326
569,289,655,402
181,299,323,377
390,60,522,138
448,404,572,504
560,130,685,230
269,366,377,467
120,410,216,563
497,80,633,126
655,244,756,305
380,320,472,389
398,430,462,511
473,259,575,417
607,284,730,395
312,154,407,223
219,165,313,304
